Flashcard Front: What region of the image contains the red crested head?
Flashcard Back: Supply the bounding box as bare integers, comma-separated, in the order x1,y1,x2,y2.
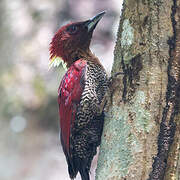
49,11,105,67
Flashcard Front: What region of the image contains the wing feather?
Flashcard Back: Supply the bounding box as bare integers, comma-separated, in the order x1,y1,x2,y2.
58,59,87,155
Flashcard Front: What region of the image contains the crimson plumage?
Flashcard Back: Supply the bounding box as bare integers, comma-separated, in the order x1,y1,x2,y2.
50,12,107,180
58,59,86,153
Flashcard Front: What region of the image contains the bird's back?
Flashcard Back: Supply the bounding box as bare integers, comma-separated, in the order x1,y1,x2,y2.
58,59,108,180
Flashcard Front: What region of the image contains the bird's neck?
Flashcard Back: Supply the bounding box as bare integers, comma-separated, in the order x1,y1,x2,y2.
65,48,103,68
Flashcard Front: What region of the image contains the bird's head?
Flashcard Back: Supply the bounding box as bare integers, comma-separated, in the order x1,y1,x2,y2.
49,11,105,68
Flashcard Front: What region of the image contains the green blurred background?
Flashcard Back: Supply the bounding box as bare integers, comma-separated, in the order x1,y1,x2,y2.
0,0,121,179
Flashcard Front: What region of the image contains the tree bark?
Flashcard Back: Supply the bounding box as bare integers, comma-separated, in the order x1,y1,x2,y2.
96,0,180,180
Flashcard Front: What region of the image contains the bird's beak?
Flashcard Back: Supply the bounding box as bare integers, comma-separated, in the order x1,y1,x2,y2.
85,11,106,32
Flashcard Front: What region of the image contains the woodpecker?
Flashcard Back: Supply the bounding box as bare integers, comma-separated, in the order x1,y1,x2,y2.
49,12,108,180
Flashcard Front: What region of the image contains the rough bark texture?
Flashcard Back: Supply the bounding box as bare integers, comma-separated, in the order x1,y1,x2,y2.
96,0,180,180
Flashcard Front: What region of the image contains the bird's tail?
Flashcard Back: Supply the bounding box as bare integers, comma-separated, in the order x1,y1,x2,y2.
79,167,90,180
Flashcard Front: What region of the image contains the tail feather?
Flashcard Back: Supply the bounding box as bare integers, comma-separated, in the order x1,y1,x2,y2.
79,167,90,180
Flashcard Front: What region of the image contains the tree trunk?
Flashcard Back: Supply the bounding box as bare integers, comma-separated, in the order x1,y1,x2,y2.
96,0,180,180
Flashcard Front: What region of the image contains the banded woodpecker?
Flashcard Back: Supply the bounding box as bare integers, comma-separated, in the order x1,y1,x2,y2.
49,12,108,180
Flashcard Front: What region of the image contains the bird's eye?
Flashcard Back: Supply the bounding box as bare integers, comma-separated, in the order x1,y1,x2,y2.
66,25,78,34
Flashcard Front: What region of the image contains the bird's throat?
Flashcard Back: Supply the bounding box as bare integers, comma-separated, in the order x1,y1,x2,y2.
65,48,102,68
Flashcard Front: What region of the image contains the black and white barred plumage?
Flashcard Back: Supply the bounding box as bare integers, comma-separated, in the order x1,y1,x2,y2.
76,62,108,128
70,61,108,178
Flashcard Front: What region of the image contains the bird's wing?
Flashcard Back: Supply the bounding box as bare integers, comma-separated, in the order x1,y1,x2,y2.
58,59,87,155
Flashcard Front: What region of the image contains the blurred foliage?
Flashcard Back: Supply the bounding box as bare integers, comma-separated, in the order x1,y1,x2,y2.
0,0,120,129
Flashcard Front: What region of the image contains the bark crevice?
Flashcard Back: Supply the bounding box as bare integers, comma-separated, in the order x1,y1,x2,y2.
121,54,142,102
148,0,180,179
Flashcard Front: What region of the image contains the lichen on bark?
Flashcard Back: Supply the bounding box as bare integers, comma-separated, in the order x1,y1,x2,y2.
96,0,180,180
96,106,134,179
